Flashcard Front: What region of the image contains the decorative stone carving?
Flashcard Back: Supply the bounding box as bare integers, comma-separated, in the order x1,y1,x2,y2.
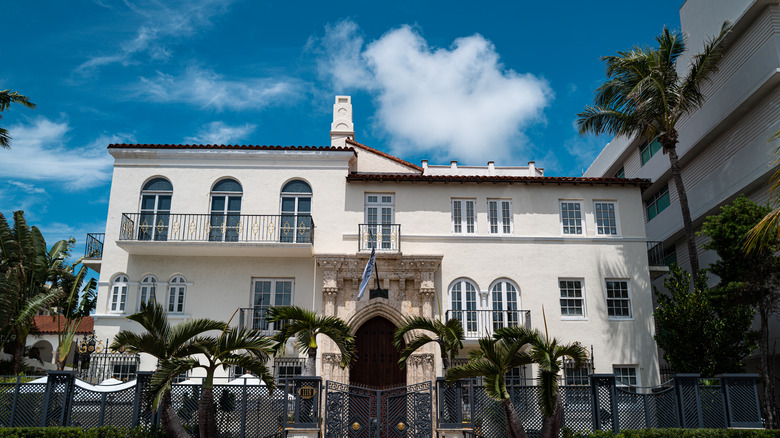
322,353,343,366
407,353,434,367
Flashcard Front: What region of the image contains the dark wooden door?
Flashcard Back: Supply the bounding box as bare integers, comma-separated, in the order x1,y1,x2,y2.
350,316,406,388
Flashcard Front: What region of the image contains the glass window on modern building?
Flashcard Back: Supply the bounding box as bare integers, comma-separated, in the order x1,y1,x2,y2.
639,138,662,166
646,185,670,221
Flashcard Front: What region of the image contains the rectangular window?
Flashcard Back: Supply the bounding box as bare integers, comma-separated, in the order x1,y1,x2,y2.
646,185,670,221
253,279,293,331
365,193,395,249
594,202,618,235
168,285,185,313
639,138,662,165
110,284,127,313
564,363,590,386
274,358,305,379
488,199,512,234
615,167,625,179
452,199,476,234
560,201,583,235
605,280,632,319
614,366,638,386
112,363,137,381
559,279,585,318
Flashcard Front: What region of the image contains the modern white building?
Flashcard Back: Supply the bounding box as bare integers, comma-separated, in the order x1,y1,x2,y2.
86,95,661,387
585,0,780,374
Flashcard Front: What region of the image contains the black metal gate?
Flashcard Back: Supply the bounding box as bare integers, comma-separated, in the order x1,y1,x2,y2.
324,381,432,437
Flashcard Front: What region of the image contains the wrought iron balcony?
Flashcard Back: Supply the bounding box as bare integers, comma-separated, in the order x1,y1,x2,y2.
647,241,664,266
445,309,531,339
119,213,314,244
84,233,105,258
238,307,283,333
358,223,401,252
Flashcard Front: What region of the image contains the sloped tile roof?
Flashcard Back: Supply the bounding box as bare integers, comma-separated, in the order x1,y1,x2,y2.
108,144,356,154
33,316,94,335
345,138,423,172
346,173,651,187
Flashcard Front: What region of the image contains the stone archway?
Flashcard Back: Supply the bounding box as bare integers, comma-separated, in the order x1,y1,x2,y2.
350,315,405,387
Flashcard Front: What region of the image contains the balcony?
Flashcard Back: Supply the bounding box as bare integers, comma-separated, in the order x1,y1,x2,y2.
116,213,314,257
445,309,531,339
82,233,104,273
237,307,281,334
358,224,401,252
647,241,670,278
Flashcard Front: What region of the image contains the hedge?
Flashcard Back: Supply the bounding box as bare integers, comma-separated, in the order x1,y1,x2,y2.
575,430,780,438
0,427,165,438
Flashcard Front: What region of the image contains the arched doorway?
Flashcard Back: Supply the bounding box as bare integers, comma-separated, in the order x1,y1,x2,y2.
350,316,406,387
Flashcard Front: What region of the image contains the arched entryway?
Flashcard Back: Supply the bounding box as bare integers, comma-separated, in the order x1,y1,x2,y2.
350,316,406,387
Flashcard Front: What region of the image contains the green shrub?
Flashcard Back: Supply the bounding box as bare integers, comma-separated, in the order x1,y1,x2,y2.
0,426,165,438
585,430,780,438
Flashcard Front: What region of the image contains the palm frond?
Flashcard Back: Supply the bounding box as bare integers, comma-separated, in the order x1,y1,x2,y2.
677,21,731,114
397,334,435,369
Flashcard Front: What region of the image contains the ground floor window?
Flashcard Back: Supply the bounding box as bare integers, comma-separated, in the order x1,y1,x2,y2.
614,366,638,386
111,363,137,381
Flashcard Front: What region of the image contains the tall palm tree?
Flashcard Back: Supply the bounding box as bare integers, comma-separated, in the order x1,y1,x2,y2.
149,326,276,438
111,302,226,438
0,211,70,373
0,90,36,149
494,326,587,438
577,23,732,277
266,305,355,376
393,316,464,371
445,336,534,438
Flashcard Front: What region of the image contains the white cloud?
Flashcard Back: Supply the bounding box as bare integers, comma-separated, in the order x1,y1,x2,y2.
134,66,303,110
185,121,256,144
0,117,131,190
313,20,552,164
75,0,235,75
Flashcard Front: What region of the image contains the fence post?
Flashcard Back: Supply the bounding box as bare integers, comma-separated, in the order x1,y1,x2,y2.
674,374,702,428
9,375,21,427
40,370,75,427
589,374,618,433
239,379,247,438
291,376,321,428
132,371,153,427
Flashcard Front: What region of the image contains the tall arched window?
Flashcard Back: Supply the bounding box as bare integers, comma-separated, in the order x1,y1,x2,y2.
280,180,312,243
168,275,187,313
139,178,172,241
449,279,478,336
110,275,129,313
138,275,157,310
210,178,242,242
490,279,521,330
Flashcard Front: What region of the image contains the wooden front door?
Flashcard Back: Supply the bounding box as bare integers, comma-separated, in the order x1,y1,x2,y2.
350,316,406,388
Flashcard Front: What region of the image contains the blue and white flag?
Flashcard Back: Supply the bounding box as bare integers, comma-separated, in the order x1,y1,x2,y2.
358,247,376,300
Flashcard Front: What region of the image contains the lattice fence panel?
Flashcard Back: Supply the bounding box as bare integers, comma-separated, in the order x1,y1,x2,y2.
615,388,646,431
44,375,73,427
471,386,507,438
677,377,701,428
5,383,45,427
593,377,615,431
242,384,287,438
644,386,678,428
699,383,726,429
170,384,201,435
726,378,762,426
559,386,593,434
438,382,462,426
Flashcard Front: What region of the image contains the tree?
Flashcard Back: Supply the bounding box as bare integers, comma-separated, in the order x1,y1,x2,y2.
445,336,533,438
0,211,71,374
393,316,464,371
494,326,588,438
700,195,780,428
266,305,355,376
150,326,276,438
745,131,780,253
111,302,227,438
577,23,732,277
653,265,757,376
0,90,36,149
52,263,97,370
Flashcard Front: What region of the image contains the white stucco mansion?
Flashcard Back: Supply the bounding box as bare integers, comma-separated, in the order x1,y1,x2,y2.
85,96,661,387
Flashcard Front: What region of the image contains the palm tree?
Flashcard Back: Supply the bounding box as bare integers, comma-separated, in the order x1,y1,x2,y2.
111,301,226,438
577,23,732,277
393,316,464,371
745,131,780,253
53,263,97,370
0,90,37,149
149,326,276,438
494,326,587,438
266,305,355,376
0,211,71,373
445,336,533,438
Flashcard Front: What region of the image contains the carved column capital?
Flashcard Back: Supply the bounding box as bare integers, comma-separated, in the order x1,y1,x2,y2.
407,353,435,367
322,353,343,366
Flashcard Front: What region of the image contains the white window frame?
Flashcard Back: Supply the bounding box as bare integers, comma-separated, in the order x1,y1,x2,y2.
138,275,158,311
488,199,513,235
605,279,633,320
594,201,619,236
559,278,586,320
449,278,481,337
488,279,522,331
559,200,584,236
109,275,129,313
252,278,294,331
451,198,476,234
614,366,638,387
167,275,187,314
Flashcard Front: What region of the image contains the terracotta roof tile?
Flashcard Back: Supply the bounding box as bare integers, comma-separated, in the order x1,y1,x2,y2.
346,173,651,187
345,138,423,172
33,316,94,335
108,144,356,154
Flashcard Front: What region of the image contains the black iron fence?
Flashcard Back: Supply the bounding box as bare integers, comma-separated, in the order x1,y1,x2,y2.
445,310,531,339
358,223,401,252
0,371,321,437
437,373,762,436
119,213,314,244
84,233,104,259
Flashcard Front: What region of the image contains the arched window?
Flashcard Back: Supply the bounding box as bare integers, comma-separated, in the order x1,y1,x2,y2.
449,279,479,336
139,177,172,241
168,275,187,313
110,275,129,313
280,180,312,243
210,178,242,242
138,275,157,310
490,279,521,330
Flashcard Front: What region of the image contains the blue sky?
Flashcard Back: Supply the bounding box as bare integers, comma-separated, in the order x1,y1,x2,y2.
2,0,684,257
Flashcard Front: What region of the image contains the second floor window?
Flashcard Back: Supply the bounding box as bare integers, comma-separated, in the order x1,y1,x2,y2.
594,202,618,235
139,177,172,241
110,275,129,313
605,280,632,319
210,178,242,242
450,279,478,334
646,185,670,221
560,201,583,235
490,280,520,330
488,200,512,234
280,180,312,243
253,279,293,331
365,193,394,250
168,275,187,313
640,138,662,166
559,279,585,318
138,275,157,310
452,199,476,234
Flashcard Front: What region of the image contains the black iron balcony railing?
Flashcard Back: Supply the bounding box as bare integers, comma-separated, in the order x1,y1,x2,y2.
237,307,284,333
647,241,664,266
445,309,531,339
358,223,400,252
119,213,314,244
85,233,105,258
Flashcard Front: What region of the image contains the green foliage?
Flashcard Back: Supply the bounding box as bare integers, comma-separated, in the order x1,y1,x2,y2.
0,427,165,438
0,90,37,149
393,316,464,370
584,429,780,437
653,266,757,376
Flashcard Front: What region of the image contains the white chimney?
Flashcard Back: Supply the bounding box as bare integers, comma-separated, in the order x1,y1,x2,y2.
528,161,536,176
330,96,354,147
488,161,495,175
450,160,458,172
